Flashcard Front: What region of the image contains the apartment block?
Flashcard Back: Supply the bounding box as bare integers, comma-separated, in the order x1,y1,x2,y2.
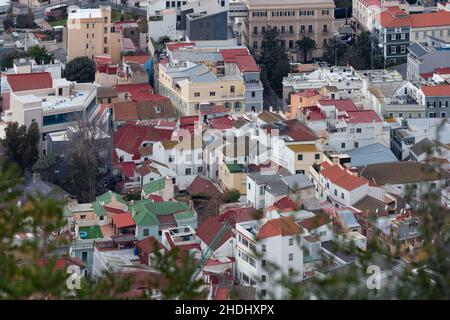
242,0,335,62
67,6,122,64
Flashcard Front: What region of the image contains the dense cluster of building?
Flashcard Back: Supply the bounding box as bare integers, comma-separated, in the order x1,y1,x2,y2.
1,0,449,300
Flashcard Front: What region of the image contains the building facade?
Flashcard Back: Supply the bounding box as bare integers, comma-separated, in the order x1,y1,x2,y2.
242,0,335,62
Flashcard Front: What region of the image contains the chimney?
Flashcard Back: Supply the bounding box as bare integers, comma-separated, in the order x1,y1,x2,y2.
347,167,359,176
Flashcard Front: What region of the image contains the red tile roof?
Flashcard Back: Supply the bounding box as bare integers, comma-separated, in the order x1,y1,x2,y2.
421,84,450,97
435,67,450,75
149,194,164,202
282,119,318,141
320,162,368,191
6,72,53,92
409,11,450,28
137,236,164,265
377,9,450,28
112,213,136,229
197,216,233,248
179,116,199,126
319,99,358,112
271,196,298,212
303,106,326,121
297,213,331,230
166,42,196,52
345,110,381,124
218,207,259,227
220,48,260,72
187,176,221,197
114,83,155,101
37,256,84,271
119,162,136,178
209,115,234,130
258,216,303,239
123,55,149,65
113,123,173,156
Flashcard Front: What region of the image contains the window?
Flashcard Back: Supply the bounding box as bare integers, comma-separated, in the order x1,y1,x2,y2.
288,253,293,261
354,142,359,148
104,17,108,23
251,91,256,98
185,168,192,175
104,47,108,54
341,142,346,149
253,41,258,48
308,25,313,33
104,37,107,44
230,86,235,93
86,34,89,39
323,24,328,33
262,259,267,267
248,183,251,190
431,183,437,189
261,289,266,297
168,156,173,163
197,166,203,173
441,112,447,118
194,92,200,97
143,229,150,237
297,154,303,161
253,26,258,34
391,46,396,54
259,185,265,195
289,268,294,276
80,214,86,220
334,189,338,196
81,251,88,262
99,216,104,221
104,27,108,34
262,244,266,252
235,102,241,110
107,97,112,103
289,238,294,246
261,275,266,282
341,192,344,199
356,128,362,133
391,34,396,41
209,91,216,96
315,153,320,160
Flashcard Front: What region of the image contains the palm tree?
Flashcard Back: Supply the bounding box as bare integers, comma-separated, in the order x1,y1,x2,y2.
296,36,317,63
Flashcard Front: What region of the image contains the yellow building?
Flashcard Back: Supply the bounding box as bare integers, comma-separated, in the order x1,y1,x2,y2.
158,62,246,116
67,6,122,64
285,143,323,176
218,163,247,195
243,0,336,62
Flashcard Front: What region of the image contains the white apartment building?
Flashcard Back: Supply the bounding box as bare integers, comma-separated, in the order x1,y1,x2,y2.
282,66,364,105
3,77,98,142
311,161,369,208
235,216,304,299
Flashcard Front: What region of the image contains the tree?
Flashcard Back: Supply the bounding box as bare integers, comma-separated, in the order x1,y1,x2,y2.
16,9,35,29
22,122,40,171
32,153,60,182
63,57,96,83
1,121,39,171
1,50,28,70
223,188,240,203
2,6,14,31
296,36,317,63
67,119,110,202
258,26,290,94
27,45,53,65
323,38,348,66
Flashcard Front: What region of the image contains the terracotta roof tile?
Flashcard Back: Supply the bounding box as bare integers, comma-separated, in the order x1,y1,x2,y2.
112,212,136,229
6,72,52,92
258,216,303,239
320,162,368,191
197,216,233,248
